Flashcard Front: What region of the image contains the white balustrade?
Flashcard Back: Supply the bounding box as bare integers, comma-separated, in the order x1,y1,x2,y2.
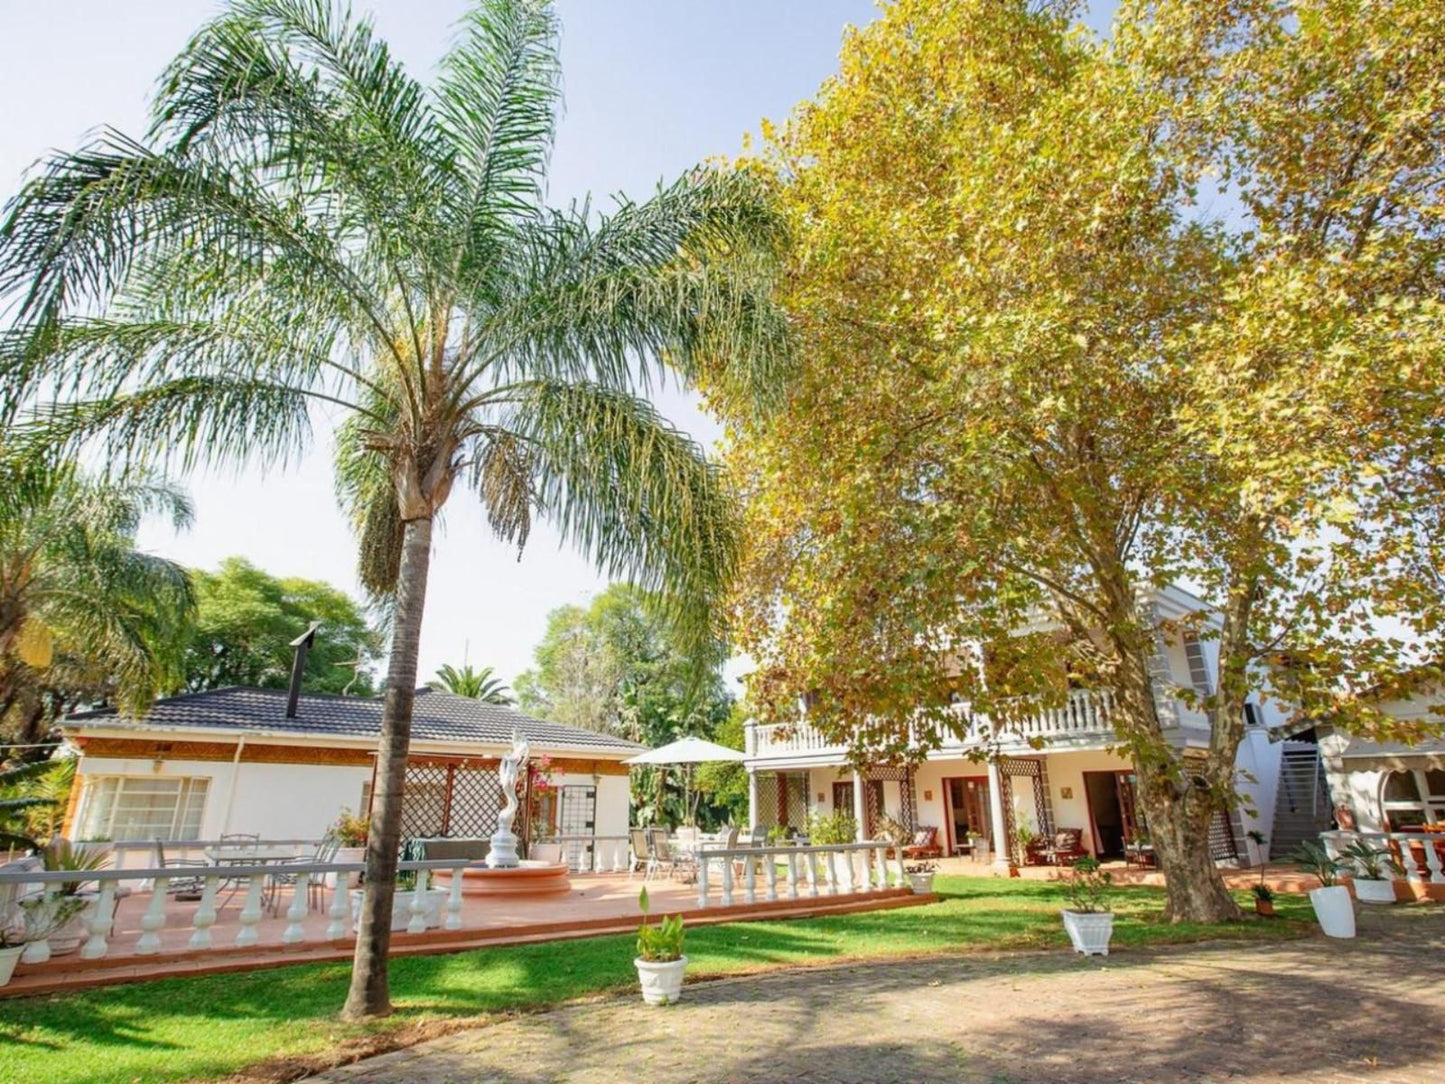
1321,830,1445,885
236,874,266,948
282,873,312,944
406,884,428,934
687,842,912,910
326,881,350,940
445,865,465,931
82,881,118,959
136,877,170,954
187,876,221,950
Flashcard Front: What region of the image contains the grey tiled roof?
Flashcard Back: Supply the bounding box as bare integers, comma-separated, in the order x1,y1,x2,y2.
65,686,644,755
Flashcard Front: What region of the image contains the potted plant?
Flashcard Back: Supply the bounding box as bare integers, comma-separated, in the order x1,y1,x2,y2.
1060,855,1114,956
1341,839,1403,904
634,887,686,1005
20,841,108,960
0,913,26,988
1292,840,1354,938
332,808,369,887
1250,883,1276,917
350,839,446,933
905,859,937,895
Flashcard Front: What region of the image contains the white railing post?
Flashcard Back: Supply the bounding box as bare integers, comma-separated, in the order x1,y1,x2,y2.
824,851,839,895
697,853,710,908
446,864,465,930
406,880,428,934
282,873,311,943
873,846,887,891
721,855,735,907
745,852,758,904
81,881,118,959
1421,837,1445,884
786,851,799,899
1398,836,1423,881
136,877,171,955
893,846,906,888
805,851,819,897
766,852,779,901
236,874,265,947
187,875,222,950
327,878,350,939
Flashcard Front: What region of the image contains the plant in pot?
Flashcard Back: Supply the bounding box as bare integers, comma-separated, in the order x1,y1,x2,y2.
350,838,445,933
1292,840,1353,938
1341,839,1403,904
20,840,108,961
0,911,27,988
1060,855,1114,956
1250,883,1276,917
634,887,686,1005
332,808,369,887
905,859,937,895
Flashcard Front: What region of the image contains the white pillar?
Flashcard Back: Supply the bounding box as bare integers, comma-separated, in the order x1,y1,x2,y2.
987,758,1009,868
747,768,760,831
851,769,867,841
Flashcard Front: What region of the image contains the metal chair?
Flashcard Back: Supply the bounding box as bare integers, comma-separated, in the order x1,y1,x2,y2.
629,828,653,879
219,833,261,850
269,831,340,914
154,839,209,900
648,828,696,883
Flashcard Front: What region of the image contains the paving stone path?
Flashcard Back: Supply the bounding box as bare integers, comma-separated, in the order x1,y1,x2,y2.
316,906,1445,1084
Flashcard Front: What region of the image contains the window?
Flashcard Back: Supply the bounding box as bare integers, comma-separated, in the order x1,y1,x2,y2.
1381,769,1445,830
78,776,209,840
1182,632,1213,697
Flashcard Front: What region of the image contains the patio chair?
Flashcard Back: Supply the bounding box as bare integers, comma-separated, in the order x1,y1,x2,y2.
1044,828,1087,866
154,839,209,900
219,833,261,850
902,826,943,860
629,828,653,879
268,831,340,914
648,828,696,883
1123,829,1156,870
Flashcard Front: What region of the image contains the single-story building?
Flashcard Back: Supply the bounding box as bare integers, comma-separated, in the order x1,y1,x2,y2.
59,685,642,860
1318,682,1445,832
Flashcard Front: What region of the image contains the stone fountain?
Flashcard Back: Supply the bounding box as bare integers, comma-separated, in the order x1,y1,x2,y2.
457,731,572,897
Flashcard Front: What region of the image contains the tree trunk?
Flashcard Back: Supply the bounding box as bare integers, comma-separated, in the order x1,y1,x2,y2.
1137,767,1243,923
341,515,433,1021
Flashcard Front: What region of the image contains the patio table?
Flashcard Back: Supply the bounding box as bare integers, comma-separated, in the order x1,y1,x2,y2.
204,846,302,913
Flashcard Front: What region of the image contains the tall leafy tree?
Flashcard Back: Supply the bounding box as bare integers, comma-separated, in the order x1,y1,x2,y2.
726,0,1445,922
0,447,195,745
428,663,512,704
0,0,787,1015
184,557,380,695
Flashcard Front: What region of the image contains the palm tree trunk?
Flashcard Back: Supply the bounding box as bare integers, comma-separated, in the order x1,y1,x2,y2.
342,515,433,1021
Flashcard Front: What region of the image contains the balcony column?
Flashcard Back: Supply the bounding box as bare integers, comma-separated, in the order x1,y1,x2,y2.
747,767,760,831
852,769,867,842
986,758,1010,868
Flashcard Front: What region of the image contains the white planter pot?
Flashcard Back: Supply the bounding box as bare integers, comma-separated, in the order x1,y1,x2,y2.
908,873,935,895
1352,877,1396,905
1309,884,1356,938
336,846,366,888
635,955,687,1006
20,894,95,962
0,945,23,987
350,887,446,933
1061,910,1115,956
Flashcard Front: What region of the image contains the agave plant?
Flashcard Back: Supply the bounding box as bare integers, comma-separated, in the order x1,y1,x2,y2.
1291,840,1343,887
1340,839,1404,882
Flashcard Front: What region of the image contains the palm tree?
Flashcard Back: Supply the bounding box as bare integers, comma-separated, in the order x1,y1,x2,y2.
0,447,195,742
0,0,788,1018
428,663,513,705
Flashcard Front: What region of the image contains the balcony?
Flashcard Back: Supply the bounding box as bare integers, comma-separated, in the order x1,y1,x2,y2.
746,688,1140,765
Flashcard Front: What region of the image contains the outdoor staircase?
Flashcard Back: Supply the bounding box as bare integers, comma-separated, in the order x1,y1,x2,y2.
1269,741,1334,858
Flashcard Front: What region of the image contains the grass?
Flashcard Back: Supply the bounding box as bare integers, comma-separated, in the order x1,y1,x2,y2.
0,876,1315,1084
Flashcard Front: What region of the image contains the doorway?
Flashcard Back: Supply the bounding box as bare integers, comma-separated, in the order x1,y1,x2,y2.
1083,771,1144,859
943,775,991,857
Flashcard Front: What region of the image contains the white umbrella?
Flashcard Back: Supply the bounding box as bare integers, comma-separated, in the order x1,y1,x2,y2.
622,736,746,766
623,736,746,827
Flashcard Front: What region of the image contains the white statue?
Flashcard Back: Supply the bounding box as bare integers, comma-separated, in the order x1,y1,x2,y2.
487,731,530,868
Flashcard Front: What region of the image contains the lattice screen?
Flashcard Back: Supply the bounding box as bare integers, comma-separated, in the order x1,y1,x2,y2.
1210,810,1240,862
999,758,1055,863
398,760,511,839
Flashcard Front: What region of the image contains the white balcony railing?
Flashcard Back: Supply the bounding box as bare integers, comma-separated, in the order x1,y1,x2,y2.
1320,830,1445,885
748,687,1120,761
693,841,907,908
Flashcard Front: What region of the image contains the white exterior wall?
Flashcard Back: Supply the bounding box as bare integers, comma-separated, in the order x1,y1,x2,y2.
72,756,370,841
591,773,632,840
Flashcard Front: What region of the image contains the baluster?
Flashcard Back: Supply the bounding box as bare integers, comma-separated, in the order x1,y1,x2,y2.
697,853,710,908
805,851,819,897
133,877,171,955
186,875,222,950
1397,835,1422,881
825,851,839,895
74,881,117,960
840,849,855,893
766,851,779,901
786,851,799,899
236,874,265,947
1423,838,1445,884
744,851,757,904
721,855,735,907
873,847,887,891
893,847,907,888
327,877,350,940
282,872,311,943
446,864,465,930
406,879,428,934
613,840,626,873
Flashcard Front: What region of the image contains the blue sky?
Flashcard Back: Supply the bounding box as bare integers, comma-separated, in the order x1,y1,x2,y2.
0,1,1115,690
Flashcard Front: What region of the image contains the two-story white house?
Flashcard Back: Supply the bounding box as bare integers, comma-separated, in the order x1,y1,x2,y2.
742,585,1289,868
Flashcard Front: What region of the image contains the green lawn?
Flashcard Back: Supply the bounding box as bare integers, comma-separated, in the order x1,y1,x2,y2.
0,877,1314,1084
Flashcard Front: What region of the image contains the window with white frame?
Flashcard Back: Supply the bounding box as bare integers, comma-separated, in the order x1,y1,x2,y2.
77,776,210,841
1381,768,1445,829
1182,632,1213,697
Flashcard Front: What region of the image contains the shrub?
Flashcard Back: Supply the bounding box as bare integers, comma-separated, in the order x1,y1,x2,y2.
1063,855,1112,913
332,808,369,847
807,809,858,845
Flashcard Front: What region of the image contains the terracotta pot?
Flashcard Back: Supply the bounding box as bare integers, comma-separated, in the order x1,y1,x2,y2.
1254,898,1275,917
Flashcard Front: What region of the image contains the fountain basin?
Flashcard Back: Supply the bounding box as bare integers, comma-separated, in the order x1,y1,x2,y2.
454,860,572,898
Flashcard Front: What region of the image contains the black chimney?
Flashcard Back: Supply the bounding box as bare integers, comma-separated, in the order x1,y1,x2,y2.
286,621,321,719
